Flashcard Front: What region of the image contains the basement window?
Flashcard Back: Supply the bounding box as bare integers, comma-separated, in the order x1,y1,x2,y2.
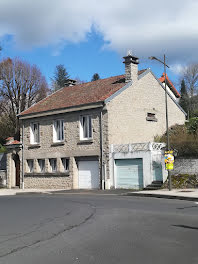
146,113,157,122
61,158,69,172
38,159,45,172
49,158,57,172
27,159,34,173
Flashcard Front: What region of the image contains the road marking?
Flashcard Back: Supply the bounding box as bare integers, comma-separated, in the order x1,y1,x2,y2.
195,202,198,204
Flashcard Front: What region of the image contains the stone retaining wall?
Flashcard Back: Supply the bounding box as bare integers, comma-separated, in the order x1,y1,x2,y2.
173,159,198,175
24,175,72,189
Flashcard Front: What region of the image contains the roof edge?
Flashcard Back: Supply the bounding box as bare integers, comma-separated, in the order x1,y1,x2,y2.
19,101,104,120
104,81,132,104
104,69,148,104
147,69,187,116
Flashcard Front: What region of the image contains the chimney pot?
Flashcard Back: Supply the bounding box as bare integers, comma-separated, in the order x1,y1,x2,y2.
123,52,139,83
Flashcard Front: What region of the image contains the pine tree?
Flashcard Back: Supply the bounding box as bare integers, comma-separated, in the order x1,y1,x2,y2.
52,64,70,91
91,73,100,82
179,79,189,114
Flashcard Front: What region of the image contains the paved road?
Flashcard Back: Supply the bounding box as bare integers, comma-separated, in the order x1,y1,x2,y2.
0,194,198,264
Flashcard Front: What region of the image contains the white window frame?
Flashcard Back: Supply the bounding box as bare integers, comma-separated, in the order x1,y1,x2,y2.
38,159,45,172
49,158,57,172
53,120,64,142
27,159,34,173
30,123,40,144
61,158,69,172
80,115,92,140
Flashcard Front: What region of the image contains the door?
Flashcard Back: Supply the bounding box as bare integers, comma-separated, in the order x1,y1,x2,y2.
115,159,143,189
15,160,20,186
78,160,99,189
15,154,20,187
153,161,163,181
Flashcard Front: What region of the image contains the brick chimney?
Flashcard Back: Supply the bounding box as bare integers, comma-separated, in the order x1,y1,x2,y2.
123,51,139,83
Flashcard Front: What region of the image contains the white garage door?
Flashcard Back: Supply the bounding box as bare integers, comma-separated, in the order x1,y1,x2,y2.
78,160,99,189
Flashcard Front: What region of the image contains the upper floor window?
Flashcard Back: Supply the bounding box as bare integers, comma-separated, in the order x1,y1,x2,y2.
80,115,92,140
30,123,40,144
53,120,64,142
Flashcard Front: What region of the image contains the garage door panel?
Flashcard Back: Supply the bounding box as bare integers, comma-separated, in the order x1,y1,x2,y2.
78,160,99,189
115,159,143,189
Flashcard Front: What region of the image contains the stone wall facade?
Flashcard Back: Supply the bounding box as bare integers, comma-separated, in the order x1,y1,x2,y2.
21,107,109,189
107,71,186,144
172,159,198,176
24,175,72,189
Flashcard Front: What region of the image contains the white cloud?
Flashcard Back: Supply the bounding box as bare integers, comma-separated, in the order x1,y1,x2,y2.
0,0,198,63
170,64,186,75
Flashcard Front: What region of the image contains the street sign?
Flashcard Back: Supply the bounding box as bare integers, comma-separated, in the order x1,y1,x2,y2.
164,151,174,170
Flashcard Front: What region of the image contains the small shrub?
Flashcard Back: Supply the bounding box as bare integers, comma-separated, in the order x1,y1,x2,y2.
163,174,198,189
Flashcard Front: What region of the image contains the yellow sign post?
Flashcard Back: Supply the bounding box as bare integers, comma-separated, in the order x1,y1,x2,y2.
164,151,174,170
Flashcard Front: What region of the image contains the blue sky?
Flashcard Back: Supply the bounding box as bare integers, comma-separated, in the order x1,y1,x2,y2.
0,0,197,91
0,31,177,88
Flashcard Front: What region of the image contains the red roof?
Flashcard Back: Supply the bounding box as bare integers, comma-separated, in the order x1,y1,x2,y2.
20,70,146,117
5,139,21,145
159,73,180,98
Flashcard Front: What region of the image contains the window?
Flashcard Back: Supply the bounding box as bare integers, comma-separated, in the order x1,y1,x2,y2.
146,112,157,122
49,158,57,172
53,120,64,142
30,123,40,144
61,158,69,171
38,159,45,172
80,115,92,140
27,159,34,173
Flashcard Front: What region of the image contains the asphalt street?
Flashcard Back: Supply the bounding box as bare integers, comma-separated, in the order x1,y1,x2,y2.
0,193,198,264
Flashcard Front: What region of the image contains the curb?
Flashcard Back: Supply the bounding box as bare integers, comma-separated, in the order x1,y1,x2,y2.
125,192,198,202
16,191,52,195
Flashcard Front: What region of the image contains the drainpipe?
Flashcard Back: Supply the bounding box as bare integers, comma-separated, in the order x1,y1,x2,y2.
22,121,24,189
100,108,105,190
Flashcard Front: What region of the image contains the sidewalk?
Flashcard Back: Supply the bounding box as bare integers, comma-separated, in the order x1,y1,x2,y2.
0,188,65,196
126,189,198,201
1,188,198,201
0,188,130,196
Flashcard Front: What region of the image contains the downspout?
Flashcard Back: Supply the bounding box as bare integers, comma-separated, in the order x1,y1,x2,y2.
22,121,24,189
100,107,105,190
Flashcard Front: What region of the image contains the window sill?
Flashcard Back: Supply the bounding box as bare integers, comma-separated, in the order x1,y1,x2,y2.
28,144,40,149
78,139,93,144
146,117,158,122
25,172,70,177
51,141,65,146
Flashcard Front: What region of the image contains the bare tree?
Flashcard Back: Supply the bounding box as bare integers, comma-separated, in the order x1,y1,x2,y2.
0,57,48,139
182,64,198,97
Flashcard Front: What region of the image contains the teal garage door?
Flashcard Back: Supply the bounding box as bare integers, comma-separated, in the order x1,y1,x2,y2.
115,159,143,189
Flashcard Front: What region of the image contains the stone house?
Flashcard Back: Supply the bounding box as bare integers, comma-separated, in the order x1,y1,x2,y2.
6,53,186,189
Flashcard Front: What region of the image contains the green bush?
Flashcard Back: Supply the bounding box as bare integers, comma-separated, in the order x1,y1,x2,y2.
155,123,198,157
0,144,6,153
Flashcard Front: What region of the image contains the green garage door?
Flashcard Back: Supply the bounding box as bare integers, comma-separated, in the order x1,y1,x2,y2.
115,159,143,189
